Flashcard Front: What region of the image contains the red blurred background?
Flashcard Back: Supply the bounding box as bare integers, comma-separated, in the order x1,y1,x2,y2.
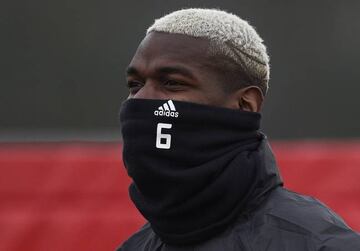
0,141,359,251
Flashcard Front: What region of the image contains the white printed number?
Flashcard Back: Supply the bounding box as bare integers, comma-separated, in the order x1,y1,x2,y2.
156,123,172,149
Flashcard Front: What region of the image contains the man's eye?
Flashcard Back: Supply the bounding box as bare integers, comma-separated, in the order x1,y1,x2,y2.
163,80,182,87
127,80,143,94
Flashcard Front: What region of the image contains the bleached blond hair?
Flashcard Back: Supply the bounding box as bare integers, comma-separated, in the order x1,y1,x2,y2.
147,8,270,95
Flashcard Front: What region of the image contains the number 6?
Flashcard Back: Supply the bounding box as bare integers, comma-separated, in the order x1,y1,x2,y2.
156,123,172,149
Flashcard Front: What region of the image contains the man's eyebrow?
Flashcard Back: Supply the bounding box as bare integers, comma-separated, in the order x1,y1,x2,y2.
156,66,196,80
125,65,196,80
125,66,139,76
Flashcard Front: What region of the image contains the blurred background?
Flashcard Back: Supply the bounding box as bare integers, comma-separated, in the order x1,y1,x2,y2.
0,0,359,250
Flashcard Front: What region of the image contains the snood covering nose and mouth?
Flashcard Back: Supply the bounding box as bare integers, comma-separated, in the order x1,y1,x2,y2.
120,98,265,245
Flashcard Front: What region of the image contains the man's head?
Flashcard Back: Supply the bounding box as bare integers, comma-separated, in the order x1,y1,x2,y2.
126,8,269,112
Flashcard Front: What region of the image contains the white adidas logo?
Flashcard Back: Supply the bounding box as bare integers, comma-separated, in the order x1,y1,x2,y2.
154,100,179,118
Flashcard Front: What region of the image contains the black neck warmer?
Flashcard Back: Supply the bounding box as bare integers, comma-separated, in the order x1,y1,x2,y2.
120,98,282,245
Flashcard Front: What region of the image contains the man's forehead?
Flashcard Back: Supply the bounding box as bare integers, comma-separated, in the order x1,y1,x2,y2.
128,32,215,76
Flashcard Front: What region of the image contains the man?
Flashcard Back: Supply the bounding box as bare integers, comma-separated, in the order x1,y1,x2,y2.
118,8,360,250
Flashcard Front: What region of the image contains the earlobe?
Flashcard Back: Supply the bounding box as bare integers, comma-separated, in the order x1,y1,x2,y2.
237,86,264,112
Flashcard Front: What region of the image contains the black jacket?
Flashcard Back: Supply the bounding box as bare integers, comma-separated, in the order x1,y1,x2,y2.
118,141,360,251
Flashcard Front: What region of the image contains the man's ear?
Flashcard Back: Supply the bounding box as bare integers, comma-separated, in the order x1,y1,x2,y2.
235,86,264,112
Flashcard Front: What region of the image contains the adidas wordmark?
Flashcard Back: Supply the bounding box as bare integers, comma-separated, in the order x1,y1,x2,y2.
154,100,179,118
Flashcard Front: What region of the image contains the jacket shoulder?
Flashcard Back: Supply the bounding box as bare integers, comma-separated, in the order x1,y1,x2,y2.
258,188,360,250
116,223,162,251
266,188,348,231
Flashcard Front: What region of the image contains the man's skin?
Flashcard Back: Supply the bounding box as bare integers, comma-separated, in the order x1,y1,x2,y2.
126,32,263,112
